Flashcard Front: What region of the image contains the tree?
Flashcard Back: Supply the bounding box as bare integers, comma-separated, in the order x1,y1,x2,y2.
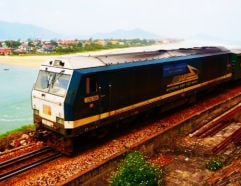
50,40,58,47
4,40,21,48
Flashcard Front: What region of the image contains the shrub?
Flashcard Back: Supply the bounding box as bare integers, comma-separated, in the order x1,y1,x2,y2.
205,157,224,171
109,151,163,186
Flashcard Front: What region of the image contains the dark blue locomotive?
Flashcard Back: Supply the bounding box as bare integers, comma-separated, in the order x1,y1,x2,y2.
32,46,241,155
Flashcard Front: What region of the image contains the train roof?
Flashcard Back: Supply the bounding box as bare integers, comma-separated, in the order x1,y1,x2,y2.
42,46,229,70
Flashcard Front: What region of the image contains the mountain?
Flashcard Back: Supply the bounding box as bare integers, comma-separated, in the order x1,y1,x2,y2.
0,21,162,40
0,21,61,40
91,28,162,39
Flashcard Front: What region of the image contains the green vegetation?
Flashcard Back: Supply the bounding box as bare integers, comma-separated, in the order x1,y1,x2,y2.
0,124,36,138
0,124,36,152
0,38,158,55
109,151,163,186
54,39,155,55
205,157,224,171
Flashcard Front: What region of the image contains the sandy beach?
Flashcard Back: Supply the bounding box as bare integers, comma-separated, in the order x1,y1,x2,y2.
0,48,146,69
0,45,158,69
0,50,128,69
0,42,204,69
0,55,50,69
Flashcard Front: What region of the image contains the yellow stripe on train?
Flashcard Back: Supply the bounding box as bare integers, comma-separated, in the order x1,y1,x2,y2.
64,73,232,129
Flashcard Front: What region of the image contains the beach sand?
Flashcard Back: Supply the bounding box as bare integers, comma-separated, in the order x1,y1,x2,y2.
0,48,141,69
0,56,50,69
0,42,190,69
0,49,128,69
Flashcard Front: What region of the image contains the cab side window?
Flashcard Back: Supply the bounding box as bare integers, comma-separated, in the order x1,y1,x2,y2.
86,77,97,94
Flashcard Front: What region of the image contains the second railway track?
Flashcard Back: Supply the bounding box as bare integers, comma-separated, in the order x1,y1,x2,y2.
190,103,241,154
0,146,61,182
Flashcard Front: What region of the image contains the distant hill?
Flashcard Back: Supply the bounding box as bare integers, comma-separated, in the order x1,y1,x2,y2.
0,21,61,40
0,21,162,40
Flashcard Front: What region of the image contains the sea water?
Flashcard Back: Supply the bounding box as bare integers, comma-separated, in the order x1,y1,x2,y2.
0,64,38,134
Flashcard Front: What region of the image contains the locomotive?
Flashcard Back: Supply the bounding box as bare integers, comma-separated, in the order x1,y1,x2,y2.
32,46,241,155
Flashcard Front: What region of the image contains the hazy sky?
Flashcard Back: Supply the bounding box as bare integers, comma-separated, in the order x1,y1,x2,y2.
0,0,240,40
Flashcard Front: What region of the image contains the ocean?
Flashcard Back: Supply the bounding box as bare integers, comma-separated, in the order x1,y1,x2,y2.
0,64,38,134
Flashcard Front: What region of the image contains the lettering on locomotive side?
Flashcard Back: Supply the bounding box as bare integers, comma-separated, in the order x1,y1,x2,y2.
165,64,199,92
84,95,100,103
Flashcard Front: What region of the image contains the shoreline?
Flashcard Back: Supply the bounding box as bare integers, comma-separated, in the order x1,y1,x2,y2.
0,56,50,69
0,42,197,69
0,41,239,69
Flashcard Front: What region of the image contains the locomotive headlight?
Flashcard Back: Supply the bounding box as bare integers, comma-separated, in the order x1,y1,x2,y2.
56,117,64,125
33,109,39,115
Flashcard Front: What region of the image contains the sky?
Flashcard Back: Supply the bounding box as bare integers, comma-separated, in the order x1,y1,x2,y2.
0,0,240,42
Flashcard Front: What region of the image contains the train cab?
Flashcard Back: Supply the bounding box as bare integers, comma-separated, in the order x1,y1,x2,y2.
31,56,106,136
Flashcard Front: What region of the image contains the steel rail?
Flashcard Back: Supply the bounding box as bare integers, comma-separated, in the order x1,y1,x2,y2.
212,127,241,154
0,146,51,169
0,152,62,181
191,104,241,137
199,121,230,138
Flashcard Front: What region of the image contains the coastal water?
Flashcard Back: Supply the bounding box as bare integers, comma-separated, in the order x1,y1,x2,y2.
0,64,38,134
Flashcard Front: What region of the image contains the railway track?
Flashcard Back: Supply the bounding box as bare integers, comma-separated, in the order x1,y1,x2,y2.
190,103,241,154
161,102,241,185
0,146,61,182
212,126,241,154
3,84,241,185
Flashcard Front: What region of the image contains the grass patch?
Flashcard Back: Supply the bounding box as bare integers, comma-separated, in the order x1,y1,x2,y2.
0,124,36,138
0,124,36,151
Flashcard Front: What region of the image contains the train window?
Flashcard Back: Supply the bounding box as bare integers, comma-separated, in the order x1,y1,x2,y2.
34,70,71,97
86,77,97,94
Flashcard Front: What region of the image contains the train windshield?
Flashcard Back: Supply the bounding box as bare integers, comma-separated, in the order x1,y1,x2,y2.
34,70,71,97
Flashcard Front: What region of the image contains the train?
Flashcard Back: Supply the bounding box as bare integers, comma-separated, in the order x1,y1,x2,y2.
31,46,241,155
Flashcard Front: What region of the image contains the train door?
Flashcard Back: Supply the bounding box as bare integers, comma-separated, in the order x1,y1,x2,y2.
84,76,101,119
97,74,112,116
